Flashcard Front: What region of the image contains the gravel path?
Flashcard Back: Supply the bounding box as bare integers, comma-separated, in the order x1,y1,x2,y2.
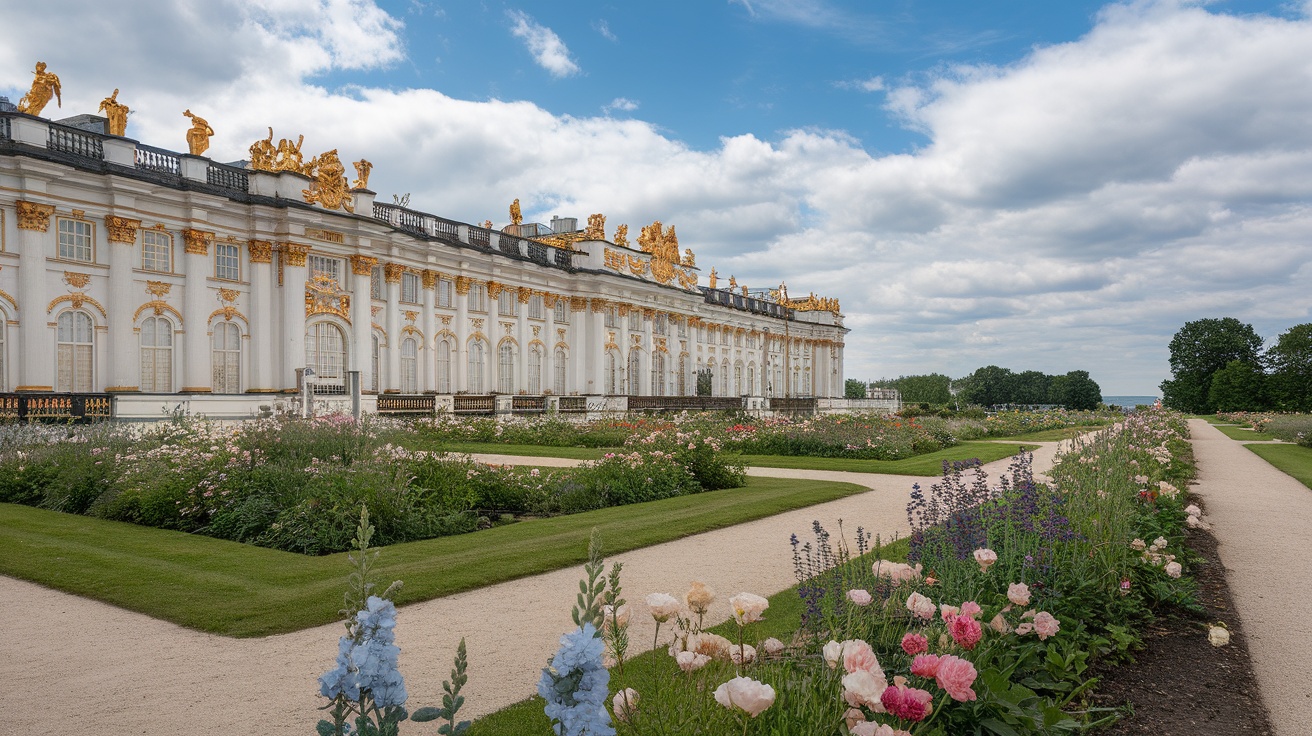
1187,419,1312,735
2,442,1062,736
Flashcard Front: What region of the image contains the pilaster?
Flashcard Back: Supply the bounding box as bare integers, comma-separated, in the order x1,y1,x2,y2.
350,255,377,394
180,228,213,392
282,243,311,390
105,215,141,391
383,263,403,392
247,240,276,391
15,201,54,391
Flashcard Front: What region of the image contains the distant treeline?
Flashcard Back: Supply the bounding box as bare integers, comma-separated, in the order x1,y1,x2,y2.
857,367,1102,410
1161,318,1312,414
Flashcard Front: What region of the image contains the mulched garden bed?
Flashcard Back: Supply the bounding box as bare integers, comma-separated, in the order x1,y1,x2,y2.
1091,496,1273,735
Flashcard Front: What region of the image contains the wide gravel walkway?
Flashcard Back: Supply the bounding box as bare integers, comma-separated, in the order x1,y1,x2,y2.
1187,419,1312,735
1,442,1061,736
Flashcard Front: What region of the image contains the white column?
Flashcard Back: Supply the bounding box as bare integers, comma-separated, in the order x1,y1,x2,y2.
282,244,310,390
637,315,651,397
455,277,470,391
384,263,402,392
14,201,53,391
616,306,629,395
350,256,376,394
422,271,437,393
544,294,557,393
180,229,213,393
105,216,140,391
248,241,276,391
589,300,605,395
516,289,529,393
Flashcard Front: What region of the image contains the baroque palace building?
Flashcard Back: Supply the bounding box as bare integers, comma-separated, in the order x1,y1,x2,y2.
0,70,847,417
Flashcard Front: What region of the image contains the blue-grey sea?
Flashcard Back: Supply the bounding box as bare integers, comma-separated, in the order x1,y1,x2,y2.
1102,395,1160,410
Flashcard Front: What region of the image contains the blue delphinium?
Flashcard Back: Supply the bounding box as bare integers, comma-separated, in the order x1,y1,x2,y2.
538,623,614,736
319,596,408,710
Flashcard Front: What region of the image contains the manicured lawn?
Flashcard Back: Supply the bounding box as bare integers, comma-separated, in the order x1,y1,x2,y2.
1246,444,1312,490
0,477,866,638
986,426,1105,442
738,441,1039,476
439,442,608,460
1211,424,1267,441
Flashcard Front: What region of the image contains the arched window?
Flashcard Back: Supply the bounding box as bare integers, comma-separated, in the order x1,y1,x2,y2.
792,366,801,395
650,352,666,396
720,360,730,397
56,311,94,392
627,351,641,396
400,337,418,393
435,339,452,394
553,348,567,395
468,340,486,394
528,346,543,394
497,342,516,394
606,351,620,395
211,322,241,394
306,322,347,387
371,333,381,392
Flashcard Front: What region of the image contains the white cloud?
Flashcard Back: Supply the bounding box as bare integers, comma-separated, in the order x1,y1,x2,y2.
603,97,639,114
507,10,581,78
836,76,884,92
595,19,618,42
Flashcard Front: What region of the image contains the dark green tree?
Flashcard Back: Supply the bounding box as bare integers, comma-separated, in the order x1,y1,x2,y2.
1052,370,1102,410
1265,323,1312,412
1012,370,1052,405
870,374,952,404
844,378,867,399
1207,360,1267,412
962,365,1015,407
1160,318,1264,414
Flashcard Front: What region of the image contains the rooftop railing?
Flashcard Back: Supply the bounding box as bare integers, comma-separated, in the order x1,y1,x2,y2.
48,122,103,160
207,162,249,192
135,144,180,175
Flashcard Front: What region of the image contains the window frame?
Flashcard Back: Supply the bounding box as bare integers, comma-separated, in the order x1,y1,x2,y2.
401,272,421,304
214,242,241,281
141,230,173,273
57,217,95,263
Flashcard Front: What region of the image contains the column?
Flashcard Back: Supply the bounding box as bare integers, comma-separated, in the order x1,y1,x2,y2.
383,263,403,392
248,240,276,391
421,270,437,393
282,243,310,390
638,314,651,397
454,276,470,391
180,229,213,393
616,304,629,395
14,201,54,391
516,288,529,393
104,216,141,391
349,256,377,394
544,293,557,393
587,298,604,395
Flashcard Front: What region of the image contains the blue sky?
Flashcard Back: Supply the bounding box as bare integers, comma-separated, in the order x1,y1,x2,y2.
4,0,1311,394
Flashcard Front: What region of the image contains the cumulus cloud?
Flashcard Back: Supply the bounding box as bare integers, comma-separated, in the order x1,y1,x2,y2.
603,97,639,114
507,10,581,78
594,19,618,42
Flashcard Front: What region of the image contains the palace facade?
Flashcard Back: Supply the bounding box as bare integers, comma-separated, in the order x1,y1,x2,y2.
0,101,847,417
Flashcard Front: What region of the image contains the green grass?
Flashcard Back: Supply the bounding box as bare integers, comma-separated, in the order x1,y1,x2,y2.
438,442,609,460
737,441,1039,476
1211,424,1267,441
0,477,866,638
470,538,911,735
1246,444,1312,490
986,426,1105,442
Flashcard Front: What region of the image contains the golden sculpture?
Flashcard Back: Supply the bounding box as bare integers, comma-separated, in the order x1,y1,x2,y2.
584,213,606,240
276,135,306,173
18,62,61,117
681,249,696,267
352,159,373,190
98,89,129,137
510,199,523,226
741,284,749,297
302,149,355,213
482,219,494,229
614,224,628,247
708,268,718,289
728,275,738,289
249,128,276,170
183,110,214,156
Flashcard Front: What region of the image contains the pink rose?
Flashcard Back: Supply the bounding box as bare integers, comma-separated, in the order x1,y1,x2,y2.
959,601,982,619
989,613,1012,634
1008,582,1031,606
844,708,867,729
729,592,769,624
850,723,903,736
910,653,940,679
847,589,874,607
1015,622,1034,636
949,613,983,650
973,548,998,573
714,676,776,718
612,688,639,723
1033,611,1061,640
934,655,978,702
729,644,757,665
881,675,934,722
906,592,936,620
901,632,928,656
842,639,883,677
842,669,889,709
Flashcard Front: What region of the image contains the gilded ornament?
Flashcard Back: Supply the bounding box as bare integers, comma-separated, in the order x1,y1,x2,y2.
455,276,472,295
371,306,383,317
617,303,630,316
603,248,625,271
349,255,378,276
383,263,405,283
584,213,606,240
275,134,307,173
626,255,648,276
404,310,418,323
145,281,172,298
440,315,453,325
282,243,311,267
741,285,748,297
216,287,239,303
302,149,355,212
249,128,277,171
681,249,696,268
422,270,438,289
590,298,608,313
16,201,55,232
133,300,183,322
485,281,503,298
517,287,532,304
569,296,588,311
183,110,214,156
532,325,541,337
352,159,373,190
482,219,494,230
708,268,718,289
63,272,92,289
17,62,61,117
543,293,559,309
613,224,628,247
510,199,523,226
247,239,274,264
104,215,141,244
98,89,129,137
305,273,351,322
182,228,213,255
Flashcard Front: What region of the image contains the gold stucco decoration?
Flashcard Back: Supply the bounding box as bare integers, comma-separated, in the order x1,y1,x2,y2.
350,255,378,277
145,281,172,298
352,159,373,190
247,240,274,264
613,224,628,247
282,243,311,267
182,228,213,255
18,62,61,117
302,149,355,212
305,273,351,322
510,199,523,226
16,201,55,232
183,110,214,156
63,272,92,290
104,215,141,244
584,213,605,240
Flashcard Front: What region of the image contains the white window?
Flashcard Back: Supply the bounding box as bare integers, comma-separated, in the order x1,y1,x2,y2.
56,311,94,392
528,294,544,319
498,289,517,317
627,351,641,396
401,272,421,304
804,367,812,396
735,331,743,347
735,363,744,395
605,307,619,329
468,284,486,312
528,347,542,394
653,313,667,336
651,352,666,396
309,255,341,283
721,330,730,346
436,339,452,393
606,351,620,395
58,218,94,262
438,279,453,308
721,361,730,396
215,243,240,281
747,363,756,396
142,230,172,272
468,340,486,393
139,316,174,392
553,348,567,395
212,322,241,394
0,315,6,391
677,318,687,338
628,311,641,332
497,342,515,394
748,334,757,349
678,354,689,396
554,300,569,324
371,266,384,300
306,322,346,384
400,337,418,393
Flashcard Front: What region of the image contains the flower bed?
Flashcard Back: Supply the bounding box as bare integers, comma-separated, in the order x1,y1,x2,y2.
1217,411,1312,447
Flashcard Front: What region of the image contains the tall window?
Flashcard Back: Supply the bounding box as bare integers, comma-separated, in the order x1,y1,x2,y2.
401,272,421,303
678,354,689,396
139,316,174,392
651,352,666,396
747,363,756,396
653,313,667,336
677,318,687,338
605,307,619,329
0,315,7,392
305,322,346,385
468,340,486,393
309,255,341,283
436,339,452,393
371,334,380,392
554,300,569,324
142,230,172,272
497,342,516,393
804,367,812,396
468,284,487,312
735,331,743,347
528,347,542,394
553,348,567,395
498,289,517,317
56,311,94,392
437,279,453,308
371,266,384,300
606,351,620,395
734,363,744,396
720,360,730,396
215,242,240,281
57,219,93,262
400,337,418,393
628,311,641,332
212,322,240,394
529,294,544,319
627,351,641,396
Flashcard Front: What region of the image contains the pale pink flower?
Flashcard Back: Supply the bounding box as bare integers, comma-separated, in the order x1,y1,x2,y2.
906,592,936,620
730,592,769,624
1008,582,1031,606
1015,622,1034,636
940,604,960,622
989,613,1012,634
973,548,998,573
714,676,776,718
901,632,928,656
842,669,889,710
1165,561,1182,579
949,613,984,650
695,633,733,660
959,601,982,619
601,604,630,632
685,581,715,615
646,592,681,623
842,639,883,676
847,589,874,606
850,723,902,736
612,688,639,723
881,675,934,722
1033,611,1061,640
874,560,923,583
910,653,940,679
934,655,978,702
1185,504,1202,516
844,707,867,728
761,637,785,656
729,644,757,665
1130,538,1146,551
676,650,710,672
822,640,844,669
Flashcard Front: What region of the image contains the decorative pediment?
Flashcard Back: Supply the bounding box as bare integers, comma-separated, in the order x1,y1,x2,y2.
305,273,351,322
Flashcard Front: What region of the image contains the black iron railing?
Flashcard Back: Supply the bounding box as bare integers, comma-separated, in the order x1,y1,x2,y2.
135,144,180,175
558,396,588,413
207,162,249,192
499,235,522,257
470,228,490,248
48,123,103,160
768,397,817,414
0,116,11,141
0,393,113,422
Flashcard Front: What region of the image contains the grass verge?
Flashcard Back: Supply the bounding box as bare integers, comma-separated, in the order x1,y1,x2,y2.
1245,444,1312,490
738,441,1039,476
469,539,911,734
1211,424,1268,441
0,477,865,638
439,442,609,460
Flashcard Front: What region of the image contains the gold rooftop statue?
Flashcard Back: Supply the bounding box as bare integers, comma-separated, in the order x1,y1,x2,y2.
302,149,355,213
98,89,129,137
352,159,373,190
18,61,61,117
613,224,629,247
249,128,276,170
510,199,523,226
183,109,214,156
584,213,606,240
275,134,306,173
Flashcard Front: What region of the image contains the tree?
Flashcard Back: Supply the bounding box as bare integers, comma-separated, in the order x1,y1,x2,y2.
961,366,1015,407
1160,318,1264,414
1012,370,1052,405
1266,323,1312,412
1052,370,1102,410
845,378,867,399
870,374,952,404
1207,360,1267,412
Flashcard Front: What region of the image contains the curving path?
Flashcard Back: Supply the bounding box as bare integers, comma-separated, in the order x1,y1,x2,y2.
1,441,1067,736
1186,419,1312,735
